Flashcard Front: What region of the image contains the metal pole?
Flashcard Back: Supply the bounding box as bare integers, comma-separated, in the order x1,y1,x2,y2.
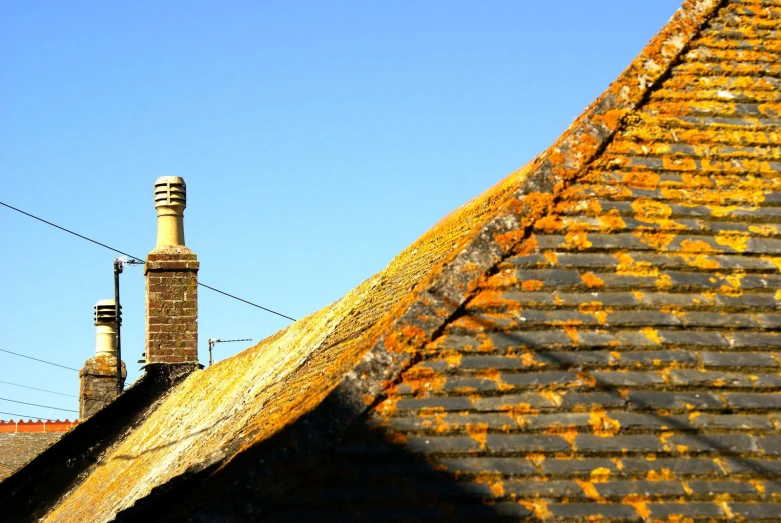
114,259,123,394
207,338,251,367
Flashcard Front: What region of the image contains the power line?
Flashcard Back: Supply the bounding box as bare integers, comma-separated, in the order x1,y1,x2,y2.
0,348,79,372
0,201,142,262
198,283,296,321
0,380,77,399
0,397,77,414
0,410,52,420
1,200,297,321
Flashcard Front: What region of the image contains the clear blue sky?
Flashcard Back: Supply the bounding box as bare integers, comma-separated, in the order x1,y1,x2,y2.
0,1,683,420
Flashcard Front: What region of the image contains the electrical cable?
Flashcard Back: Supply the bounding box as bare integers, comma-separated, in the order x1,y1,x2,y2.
0,348,79,372
0,380,78,398
1,200,298,321
0,410,50,420
0,397,78,413
0,201,142,262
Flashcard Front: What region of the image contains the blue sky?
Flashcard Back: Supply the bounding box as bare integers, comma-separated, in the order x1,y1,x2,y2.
0,1,682,420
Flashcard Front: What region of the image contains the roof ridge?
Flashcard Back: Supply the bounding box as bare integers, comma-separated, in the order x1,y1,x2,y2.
335,0,725,426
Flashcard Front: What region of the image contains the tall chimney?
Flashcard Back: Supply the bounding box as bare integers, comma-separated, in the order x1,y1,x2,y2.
144,176,200,366
79,300,127,420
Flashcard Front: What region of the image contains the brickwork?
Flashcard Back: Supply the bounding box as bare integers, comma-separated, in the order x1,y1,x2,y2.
145,247,199,364
0,420,77,482
79,355,127,420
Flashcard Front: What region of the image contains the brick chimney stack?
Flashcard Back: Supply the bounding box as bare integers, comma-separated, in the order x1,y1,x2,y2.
144,176,200,365
79,300,127,420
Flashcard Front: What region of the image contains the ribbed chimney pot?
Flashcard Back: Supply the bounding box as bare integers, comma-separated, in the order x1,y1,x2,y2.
154,176,186,247
94,299,120,357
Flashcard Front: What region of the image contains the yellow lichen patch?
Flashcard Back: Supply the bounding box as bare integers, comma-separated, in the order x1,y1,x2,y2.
718,271,745,296
526,452,546,471
655,274,674,291
706,204,740,218
438,350,462,368
521,279,545,292
502,403,538,417
430,413,453,434
632,198,673,223
562,324,580,344
660,305,686,320
615,252,659,277
398,367,447,396
485,269,518,288
494,229,527,254
622,170,661,189
622,494,651,519
679,239,719,253
681,254,720,270
374,396,399,417
450,315,491,332
599,209,627,232
759,102,781,117
641,327,662,345
540,390,564,408
749,224,780,236
662,156,697,171
635,228,678,250
476,369,514,392
590,467,611,484
565,230,593,250
542,250,559,265
520,351,543,368
474,471,505,498
749,479,766,496
578,302,611,325
647,468,674,481
519,499,551,520
469,290,515,310
577,371,597,388
465,423,489,450
589,411,621,437
535,214,563,233
631,290,645,301
715,230,750,253
660,431,688,454
576,479,605,502
581,272,604,288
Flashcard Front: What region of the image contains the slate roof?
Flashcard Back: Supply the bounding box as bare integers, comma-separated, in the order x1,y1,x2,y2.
6,0,781,521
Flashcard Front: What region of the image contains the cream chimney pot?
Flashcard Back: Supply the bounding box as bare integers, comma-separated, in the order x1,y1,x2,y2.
154,176,186,247
94,299,120,357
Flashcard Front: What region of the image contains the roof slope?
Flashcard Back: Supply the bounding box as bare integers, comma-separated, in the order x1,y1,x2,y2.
319,1,781,520
37,0,781,520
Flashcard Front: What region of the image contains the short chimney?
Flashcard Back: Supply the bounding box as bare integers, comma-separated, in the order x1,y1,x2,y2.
79,300,127,420
145,176,200,366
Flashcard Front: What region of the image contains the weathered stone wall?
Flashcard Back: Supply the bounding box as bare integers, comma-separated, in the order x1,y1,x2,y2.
79,355,127,420
145,247,199,364
0,421,77,482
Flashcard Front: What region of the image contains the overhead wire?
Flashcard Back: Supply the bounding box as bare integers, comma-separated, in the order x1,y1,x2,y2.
0,397,78,414
0,410,51,420
0,380,78,398
0,348,79,372
0,200,298,321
